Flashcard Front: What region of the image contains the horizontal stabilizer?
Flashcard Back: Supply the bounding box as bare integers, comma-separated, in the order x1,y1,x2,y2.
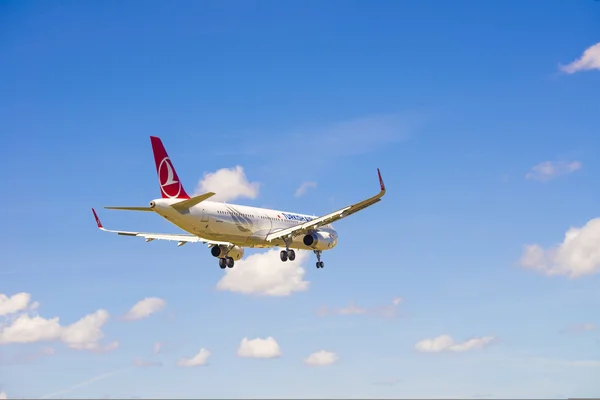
104,206,154,212
171,192,215,211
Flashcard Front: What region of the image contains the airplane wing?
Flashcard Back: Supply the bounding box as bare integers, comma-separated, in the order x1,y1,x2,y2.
266,169,386,242
91,208,232,247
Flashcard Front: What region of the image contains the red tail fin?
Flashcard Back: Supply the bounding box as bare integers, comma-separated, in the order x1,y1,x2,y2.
150,136,190,199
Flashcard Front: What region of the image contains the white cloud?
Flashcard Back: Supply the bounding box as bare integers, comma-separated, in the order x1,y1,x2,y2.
122,297,166,321
61,310,110,350
237,337,281,359
317,297,403,318
0,292,33,316
0,391,6,399
216,248,310,296
559,42,600,74
177,348,211,367
415,334,495,353
304,350,338,366
520,218,600,278
195,166,260,202
525,160,581,182
295,181,317,197
0,314,62,344
0,294,117,352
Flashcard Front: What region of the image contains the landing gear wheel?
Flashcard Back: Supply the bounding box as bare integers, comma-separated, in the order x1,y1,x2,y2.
316,261,324,268
226,257,234,268
280,250,288,262
288,249,296,261
219,258,226,269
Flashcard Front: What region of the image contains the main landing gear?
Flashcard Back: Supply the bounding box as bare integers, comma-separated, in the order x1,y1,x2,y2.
314,250,324,269
218,257,235,269
280,249,296,262
280,236,296,262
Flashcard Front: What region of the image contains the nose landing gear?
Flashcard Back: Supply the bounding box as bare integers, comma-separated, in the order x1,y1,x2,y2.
314,250,324,268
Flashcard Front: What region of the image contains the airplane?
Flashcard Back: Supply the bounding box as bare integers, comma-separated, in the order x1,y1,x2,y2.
92,136,387,269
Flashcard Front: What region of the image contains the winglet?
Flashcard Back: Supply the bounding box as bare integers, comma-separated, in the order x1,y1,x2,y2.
92,208,103,229
377,168,385,192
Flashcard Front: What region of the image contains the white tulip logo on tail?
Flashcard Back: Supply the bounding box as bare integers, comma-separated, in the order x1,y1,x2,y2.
158,157,181,198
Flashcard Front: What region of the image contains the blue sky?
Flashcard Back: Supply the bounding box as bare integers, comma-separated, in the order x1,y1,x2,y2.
1,0,600,398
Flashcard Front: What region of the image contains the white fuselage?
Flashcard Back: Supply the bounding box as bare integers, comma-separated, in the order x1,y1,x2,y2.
149,198,338,250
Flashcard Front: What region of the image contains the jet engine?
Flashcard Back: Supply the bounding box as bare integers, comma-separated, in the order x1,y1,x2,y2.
210,244,245,261
302,230,337,251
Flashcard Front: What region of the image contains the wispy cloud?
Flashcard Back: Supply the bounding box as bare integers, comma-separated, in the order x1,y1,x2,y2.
178,348,211,367
562,323,596,333
529,356,600,368
133,358,162,368
559,42,600,74
295,181,317,197
317,297,403,318
38,368,129,399
222,112,423,163
525,160,581,182
0,346,55,365
372,378,401,386
415,334,495,353
122,297,166,321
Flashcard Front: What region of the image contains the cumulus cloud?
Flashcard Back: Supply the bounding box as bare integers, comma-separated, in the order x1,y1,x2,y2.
295,181,317,197
237,337,281,359
0,292,33,316
122,297,166,321
525,160,582,182
0,391,5,399
559,42,600,74
216,248,310,296
0,293,117,352
415,334,495,353
304,350,338,366
177,348,211,367
195,166,260,202
317,297,403,318
519,218,600,278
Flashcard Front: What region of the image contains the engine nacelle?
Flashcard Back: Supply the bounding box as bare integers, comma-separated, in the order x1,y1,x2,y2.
302,230,337,250
210,245,244,261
